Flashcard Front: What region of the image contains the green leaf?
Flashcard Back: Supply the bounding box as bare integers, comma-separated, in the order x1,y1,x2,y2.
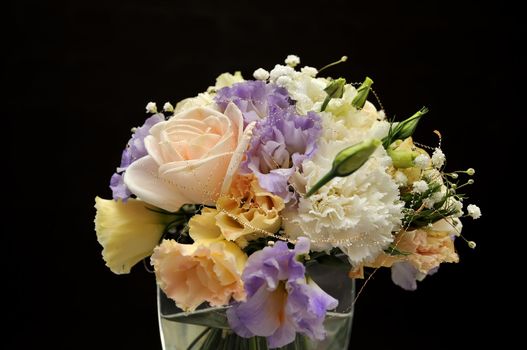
384,246,411,256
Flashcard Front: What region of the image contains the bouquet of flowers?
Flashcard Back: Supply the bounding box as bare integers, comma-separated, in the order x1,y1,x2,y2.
95,55,481,349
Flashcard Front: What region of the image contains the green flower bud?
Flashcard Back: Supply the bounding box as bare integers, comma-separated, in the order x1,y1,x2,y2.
306,138,381,197
382,107,428,148
321,78,346,112
387,148,419,168
351,76,373,109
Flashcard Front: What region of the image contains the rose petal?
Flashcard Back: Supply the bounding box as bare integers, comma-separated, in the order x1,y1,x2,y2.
123,155,193,212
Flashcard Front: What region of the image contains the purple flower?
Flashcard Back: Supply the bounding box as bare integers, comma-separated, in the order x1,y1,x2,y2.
215,81,291,125
227,237,338,348
242,107,321,203
110,113,164,200
391,262,439,291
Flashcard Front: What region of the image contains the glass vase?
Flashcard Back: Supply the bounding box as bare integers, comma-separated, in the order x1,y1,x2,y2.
157,259,355,350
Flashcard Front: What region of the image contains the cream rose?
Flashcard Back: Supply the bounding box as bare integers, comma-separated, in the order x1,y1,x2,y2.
151,239,247,311
124,103,254,212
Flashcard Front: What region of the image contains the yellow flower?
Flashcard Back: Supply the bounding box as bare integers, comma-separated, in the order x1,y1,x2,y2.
151,238,247,312
94,197,174,274
190,175,284,247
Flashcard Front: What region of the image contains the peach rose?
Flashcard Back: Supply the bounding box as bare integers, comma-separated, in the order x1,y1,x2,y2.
151,239,247,312
364,218,460,274
124,103,255,212
188,175,284,247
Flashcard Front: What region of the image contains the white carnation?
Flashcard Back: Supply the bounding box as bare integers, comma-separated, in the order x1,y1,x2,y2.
284,137,403,265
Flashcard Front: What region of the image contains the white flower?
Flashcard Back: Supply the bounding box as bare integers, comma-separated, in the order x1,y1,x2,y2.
467,204,482,219
467,168,475,176
300,66,318,77
253,68,270,81
276,75,292,87
431,148,445,168
413,154,429,169
174,93,215,113
447,198,464,217
145,102,157,113
269,64,296,83
285,54,300,67
284,139,403,265
412,180,428,194
209,71,244,92
162,102,174,112
394,171,408,186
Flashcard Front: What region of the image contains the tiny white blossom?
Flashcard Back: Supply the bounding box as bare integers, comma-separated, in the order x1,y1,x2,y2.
285,54,300,67
269,64,295,83
412,180,429,194
468,241,477,249
449,198,463,217
253,68,270,81
467,204,481,219
413,154,429,169
431,148,445,168
163,102,174,112
300,66,318,77
394,171,408,186
145,102,157,113
423,198,435,209
276,75,293,87
430,191,444,203
467,168,475,176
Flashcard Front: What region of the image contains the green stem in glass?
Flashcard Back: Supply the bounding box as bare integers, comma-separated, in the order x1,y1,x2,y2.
187,327,211,350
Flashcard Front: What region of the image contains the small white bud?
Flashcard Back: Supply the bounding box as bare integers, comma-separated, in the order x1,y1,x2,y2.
145,102,157,113
468,241,477,249
253,68,270,81
285,54,300,67
163,102,174,112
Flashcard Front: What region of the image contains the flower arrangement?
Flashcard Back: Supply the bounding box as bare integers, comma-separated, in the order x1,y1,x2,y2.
95,55,481,349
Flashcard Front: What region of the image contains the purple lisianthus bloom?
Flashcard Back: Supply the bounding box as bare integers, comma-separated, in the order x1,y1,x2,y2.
391,262,439,291
215,81,291,124
242,107,321,203
227,237,338,348
110,113,165,200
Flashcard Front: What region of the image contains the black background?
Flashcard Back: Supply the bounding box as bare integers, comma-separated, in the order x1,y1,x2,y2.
7,0,522,349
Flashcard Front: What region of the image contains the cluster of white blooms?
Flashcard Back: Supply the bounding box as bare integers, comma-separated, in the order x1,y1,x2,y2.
467,204,482,219
432,148,446,168
412,180,429,194
414,154,429,169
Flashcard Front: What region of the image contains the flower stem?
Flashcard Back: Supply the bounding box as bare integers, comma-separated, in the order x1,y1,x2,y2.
187,327,211,350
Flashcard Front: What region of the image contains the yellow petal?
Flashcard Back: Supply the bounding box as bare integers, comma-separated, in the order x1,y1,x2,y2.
94,197,174,274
